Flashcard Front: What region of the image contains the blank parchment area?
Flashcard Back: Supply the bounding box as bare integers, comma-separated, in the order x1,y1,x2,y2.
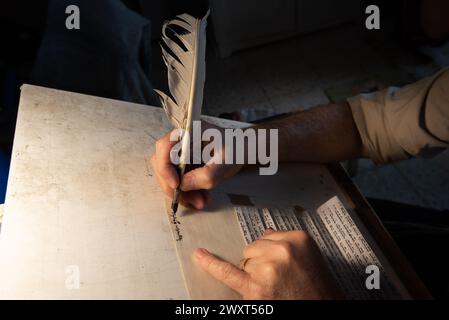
0,85,186,299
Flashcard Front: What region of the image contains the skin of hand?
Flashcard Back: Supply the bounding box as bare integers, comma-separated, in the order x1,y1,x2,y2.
193,229,343,300
151,104,360,299
150,121,243,209
150,102,363,209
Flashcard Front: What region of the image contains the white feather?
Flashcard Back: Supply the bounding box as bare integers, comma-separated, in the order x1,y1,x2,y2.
154,11,209,212
155,11,209,132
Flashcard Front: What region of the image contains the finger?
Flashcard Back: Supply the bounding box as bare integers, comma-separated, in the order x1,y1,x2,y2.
243,239,275,258
262,230,309,242
180,191,207,210
263,228,276,236
154,132,180,189
153,163,175,198
193,248,250,295
244,230,309,259
155,131,180,162
180,165,220,191
154,167,206,209
159,163,179,190
240,258,268,274
261,230,294,241
181,162,241,191
154,169,207,210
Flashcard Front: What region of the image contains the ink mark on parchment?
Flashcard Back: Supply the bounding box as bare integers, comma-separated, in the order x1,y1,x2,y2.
171,211,183,242
144,158,153,177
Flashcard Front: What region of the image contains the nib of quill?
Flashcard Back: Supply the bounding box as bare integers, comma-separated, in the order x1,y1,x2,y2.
171,187,180,214
171,201,179,215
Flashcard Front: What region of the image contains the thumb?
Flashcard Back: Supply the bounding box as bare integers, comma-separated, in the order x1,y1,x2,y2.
193,248,250,296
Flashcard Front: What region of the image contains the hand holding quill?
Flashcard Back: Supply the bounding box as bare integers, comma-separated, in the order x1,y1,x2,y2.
155,11,210,214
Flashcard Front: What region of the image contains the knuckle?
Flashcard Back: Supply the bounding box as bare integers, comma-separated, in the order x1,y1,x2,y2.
243,245,252,257
291,230,314,249
250,284,269,300
183,173,196,190
277,241,294,256
217,262,234,282
200,167,218,190
162,183,172,195
243,240,260,255
262,262,279,278
253,288,265,299
291,230,309,242
202,175,216,190
156,175,172,194
201,255,215,271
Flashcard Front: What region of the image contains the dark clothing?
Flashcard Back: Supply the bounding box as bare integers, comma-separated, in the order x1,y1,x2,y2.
31,0,160,106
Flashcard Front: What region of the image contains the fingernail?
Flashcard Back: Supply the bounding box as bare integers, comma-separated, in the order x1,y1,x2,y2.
194,248,208,259
193,198,205,210
194,203,205,210
264,228,275,235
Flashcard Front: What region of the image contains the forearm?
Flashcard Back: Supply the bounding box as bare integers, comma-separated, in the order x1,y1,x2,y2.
257,102,364,163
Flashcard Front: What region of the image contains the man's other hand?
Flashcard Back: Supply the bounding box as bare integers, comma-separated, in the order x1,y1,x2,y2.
193,229,343,300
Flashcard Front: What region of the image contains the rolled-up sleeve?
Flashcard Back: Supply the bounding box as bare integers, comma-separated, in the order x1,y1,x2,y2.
347,68,449,164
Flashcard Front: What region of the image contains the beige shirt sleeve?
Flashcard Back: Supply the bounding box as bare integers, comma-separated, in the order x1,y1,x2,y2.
348,68,449,164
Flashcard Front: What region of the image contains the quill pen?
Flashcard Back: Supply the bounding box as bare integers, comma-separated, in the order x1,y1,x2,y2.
155,11,209,215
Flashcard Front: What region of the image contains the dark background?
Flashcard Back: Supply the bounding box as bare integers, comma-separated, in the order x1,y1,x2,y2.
1,0,448,154
0,0,448,298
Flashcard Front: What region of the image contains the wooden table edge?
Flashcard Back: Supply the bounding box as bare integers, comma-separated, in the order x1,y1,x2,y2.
328,163,432,300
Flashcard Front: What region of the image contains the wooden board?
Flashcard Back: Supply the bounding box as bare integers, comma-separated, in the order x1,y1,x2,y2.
327,164,431,299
